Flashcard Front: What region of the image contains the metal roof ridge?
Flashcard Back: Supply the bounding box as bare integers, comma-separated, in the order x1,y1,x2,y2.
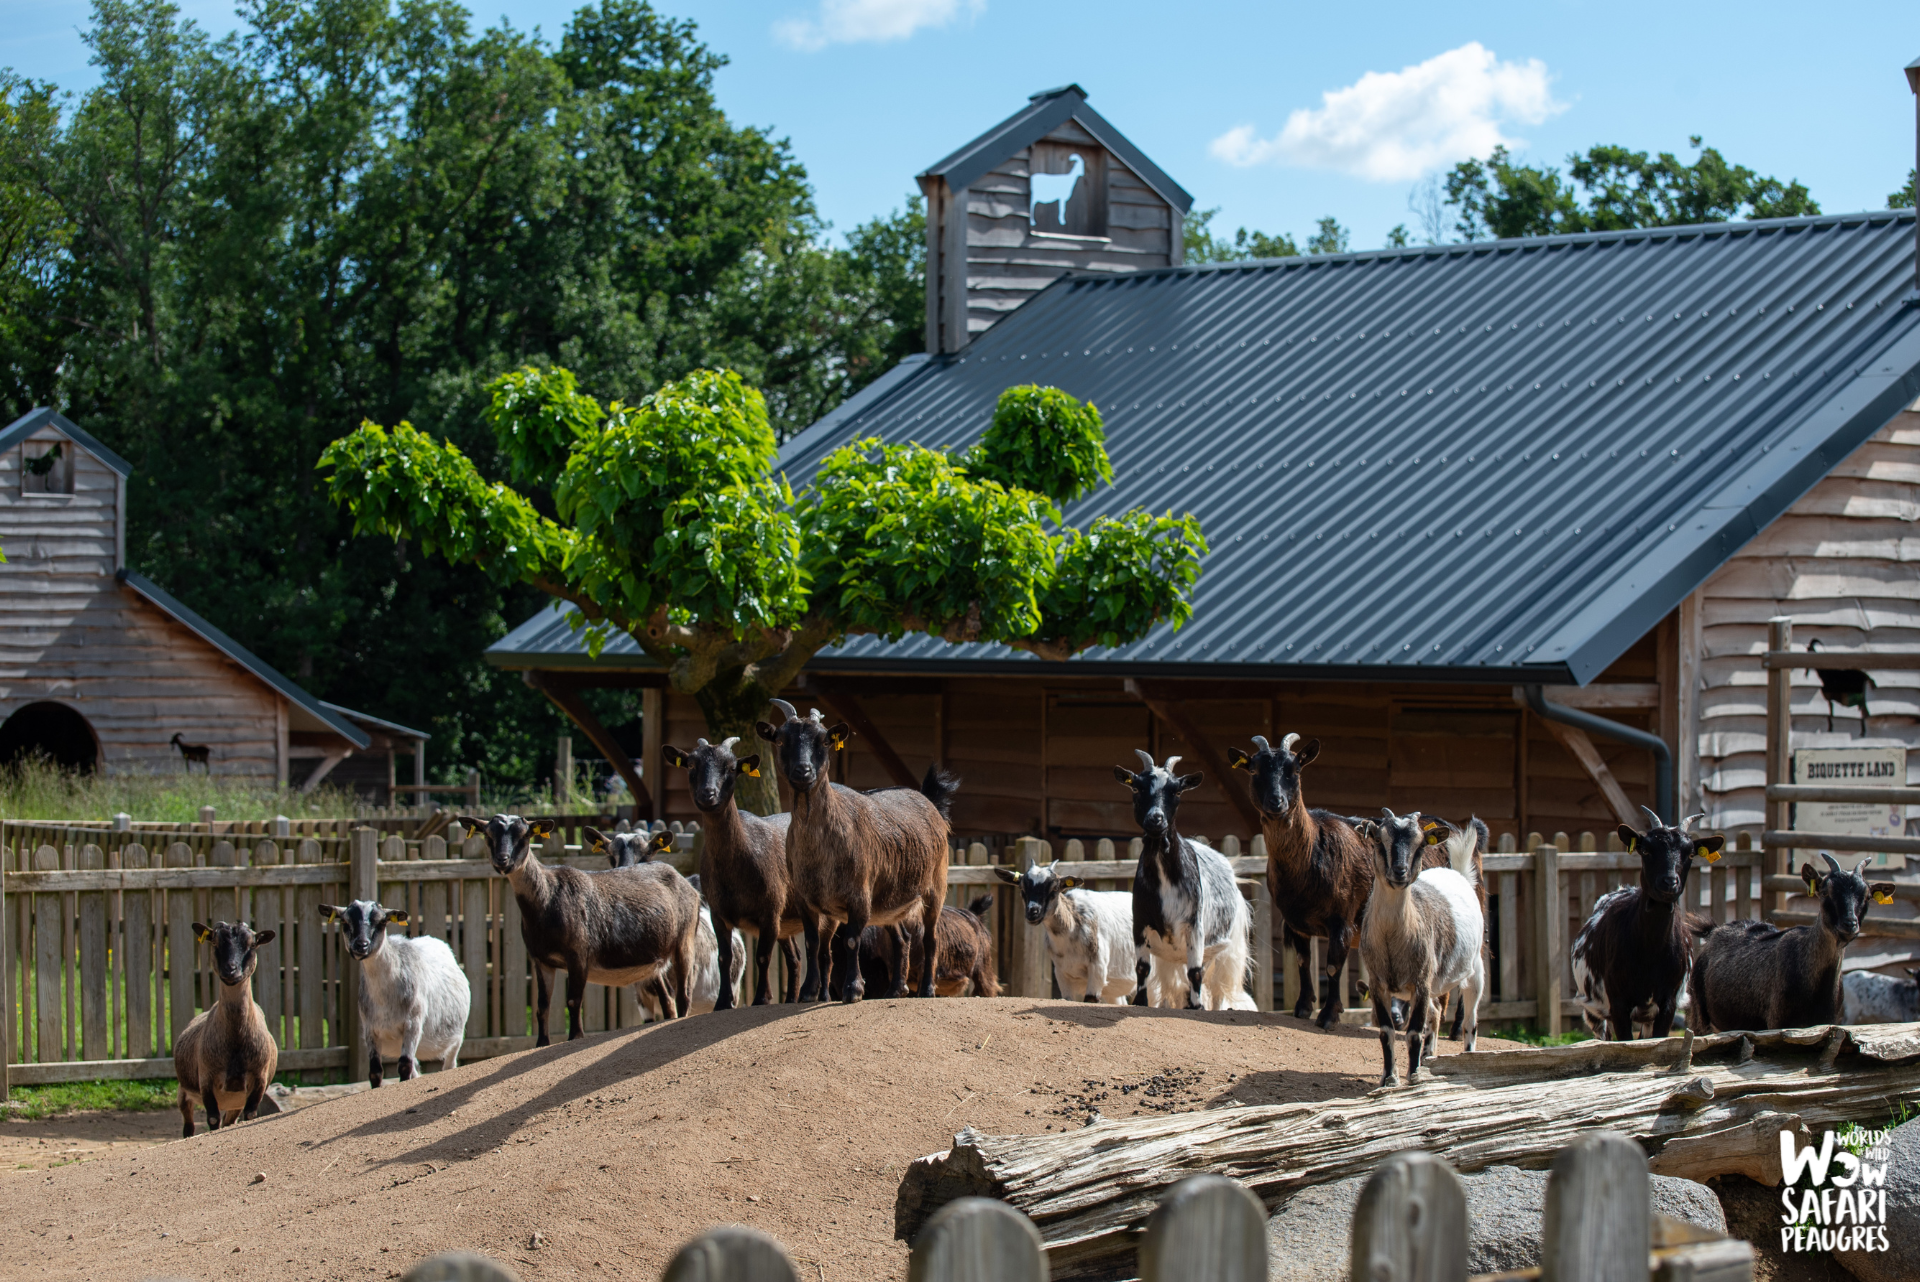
0,407,134,478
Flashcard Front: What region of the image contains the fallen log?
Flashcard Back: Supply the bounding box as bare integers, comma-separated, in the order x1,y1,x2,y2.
895,1024,1920,1280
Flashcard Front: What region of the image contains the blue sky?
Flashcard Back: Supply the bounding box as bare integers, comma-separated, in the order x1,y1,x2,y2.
5,0,1917,250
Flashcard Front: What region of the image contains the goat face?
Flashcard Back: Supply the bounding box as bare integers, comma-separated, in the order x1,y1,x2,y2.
1801,853,1897,944
584,826,672,868
192,920,274,987
754,700,848,793
455,813,555,875
1227,734,1319,819
1616,812,1722,905
662,738,762,813
1359,811,1426,889
318,900,408,961
1112,750,1201,837
992,861,1081,924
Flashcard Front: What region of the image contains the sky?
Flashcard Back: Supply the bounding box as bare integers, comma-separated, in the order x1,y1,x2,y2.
4,0,1918,251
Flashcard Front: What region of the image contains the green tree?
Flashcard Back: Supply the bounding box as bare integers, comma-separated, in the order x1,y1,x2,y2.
1306,217,1350,255
1445,138,1819,240
1182,207,1299,263
320,370,1207,813
1892,169,1916,209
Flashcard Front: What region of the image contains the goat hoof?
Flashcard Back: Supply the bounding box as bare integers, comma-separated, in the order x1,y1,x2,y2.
1379,1074,1400,1089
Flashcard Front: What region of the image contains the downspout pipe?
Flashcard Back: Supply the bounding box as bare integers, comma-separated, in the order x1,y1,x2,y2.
1521,685,1675,826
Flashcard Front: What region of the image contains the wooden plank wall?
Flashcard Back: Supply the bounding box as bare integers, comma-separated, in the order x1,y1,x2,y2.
1696,406,1920,834
0,426,287,778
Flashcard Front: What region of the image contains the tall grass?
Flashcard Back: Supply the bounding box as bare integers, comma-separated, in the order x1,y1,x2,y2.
0,756,360,824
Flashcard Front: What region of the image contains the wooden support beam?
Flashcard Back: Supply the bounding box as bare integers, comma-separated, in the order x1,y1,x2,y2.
806,680,919,789
524,671,652,813
298,749,350,794
1123,680,1262,834
1539,719,1638,829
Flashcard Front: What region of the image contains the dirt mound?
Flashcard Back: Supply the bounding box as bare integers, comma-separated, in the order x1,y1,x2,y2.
0,999,1520,1281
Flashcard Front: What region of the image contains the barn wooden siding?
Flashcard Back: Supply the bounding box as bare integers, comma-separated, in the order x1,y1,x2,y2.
649,642,1661,846
0,427,283,778
927,120,1177,353
1696,401,1920,832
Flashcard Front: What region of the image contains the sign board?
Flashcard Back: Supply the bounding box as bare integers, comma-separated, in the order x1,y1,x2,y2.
1791,746,1908,869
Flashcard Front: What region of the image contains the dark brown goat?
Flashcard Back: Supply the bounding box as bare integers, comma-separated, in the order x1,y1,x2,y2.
1229,734,1446,1028
852,896,1000,998
660,737,813,1006
174,921,277,1135
459,813,700,1042
755,699,955,1002
170,732,210,772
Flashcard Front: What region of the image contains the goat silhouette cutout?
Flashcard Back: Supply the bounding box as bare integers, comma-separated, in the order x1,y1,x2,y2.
1029,154,1085,229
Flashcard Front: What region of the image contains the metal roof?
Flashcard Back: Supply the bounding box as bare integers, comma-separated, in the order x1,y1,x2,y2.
0,407,133,477
118,570,371,747
491,211,1920,687
918,84,1193,215
320,701,429,743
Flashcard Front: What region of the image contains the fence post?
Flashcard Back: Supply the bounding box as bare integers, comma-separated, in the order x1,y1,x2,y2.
1540,1130,1648,1282
1350,1150,1466,1282
0,850,8,1102
274,815,290,839
111,813,130,833
662,1226,798,1282
1250,881,1274,1012
908,1196,1046,1282
466,769,482,812
1140,1173,1267,1282
1535,840,1563,1037
347,827,379,1082
1765,616,1793,916
1013,836,1049,998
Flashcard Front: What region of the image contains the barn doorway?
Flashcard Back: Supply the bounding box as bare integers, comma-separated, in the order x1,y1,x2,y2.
0,702,100,774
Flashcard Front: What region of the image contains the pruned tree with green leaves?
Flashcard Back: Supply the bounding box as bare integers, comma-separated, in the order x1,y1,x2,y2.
320,368,1206,813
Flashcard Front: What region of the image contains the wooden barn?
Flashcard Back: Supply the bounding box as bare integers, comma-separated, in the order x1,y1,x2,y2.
490,86,1920,876
0,407,427,796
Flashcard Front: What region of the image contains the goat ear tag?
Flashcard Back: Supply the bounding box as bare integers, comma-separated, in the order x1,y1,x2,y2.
740,764,760,777
1695,845,1721,864
193,925,213,943
386,910,409,924
1875,889,1897,905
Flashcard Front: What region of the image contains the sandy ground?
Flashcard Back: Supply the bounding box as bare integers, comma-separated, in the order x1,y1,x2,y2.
0,998,1520,1281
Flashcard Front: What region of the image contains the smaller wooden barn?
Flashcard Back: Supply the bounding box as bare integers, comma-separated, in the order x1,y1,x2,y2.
0,407,425,795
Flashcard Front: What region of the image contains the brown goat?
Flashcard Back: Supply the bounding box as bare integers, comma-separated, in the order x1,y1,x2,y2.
1229,734,1446,1028
174,921,278,1136
856,896,1000,997
755,699,955,1002
459,814,701,1043
660,737,814,1005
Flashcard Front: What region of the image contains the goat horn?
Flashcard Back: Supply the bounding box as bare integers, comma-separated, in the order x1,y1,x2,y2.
807,708,826,724
1133,748,1156,772
769,699,797,722
1680,813,1706,834
696,738,710,748
1820,852,1842,875
1163,756,1183,775
1380,807,1398,821
1251,735,1270,752
719,737,740,753
1855,856,1873,876
1640,805,1663,830
1280,733,1300,754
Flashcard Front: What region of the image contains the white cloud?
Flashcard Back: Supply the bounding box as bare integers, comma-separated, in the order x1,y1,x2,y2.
1210,43,1565,182
774,0,983,52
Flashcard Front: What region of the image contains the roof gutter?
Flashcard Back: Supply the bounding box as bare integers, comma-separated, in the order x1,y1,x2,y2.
1521,684,1673,825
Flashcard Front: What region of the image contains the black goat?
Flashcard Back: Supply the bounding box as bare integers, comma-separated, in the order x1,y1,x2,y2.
1690,852,1895,1032
1569,808,1722,1040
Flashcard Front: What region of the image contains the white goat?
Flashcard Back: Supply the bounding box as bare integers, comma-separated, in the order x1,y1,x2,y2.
321,901,469,1086
995,861,1142,1003
1842,967,1920,1024
629,869,746,1020
1354,811,1485,1087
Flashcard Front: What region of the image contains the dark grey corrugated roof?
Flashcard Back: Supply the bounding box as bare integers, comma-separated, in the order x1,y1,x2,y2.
118,570,371,747
491,211,1920,686
919,84,1193,215
0,407,133,477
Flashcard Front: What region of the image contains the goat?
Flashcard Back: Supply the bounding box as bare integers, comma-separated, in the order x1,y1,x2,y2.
864,896,999,997
1568,808,1721,1040
1354,812,1485,1086
320,900,469,1086
174,921,277,1135
1114,750,1252,1010
1229,733,1447,1028
755,699,954,1003
170,732,210,772
996,861,1141,1003
659,737,812,1005
1428,816,1491,1039
594,833,747,1018
1843,967,1920,1024
459,813,700,1042
1690,853,1896,1032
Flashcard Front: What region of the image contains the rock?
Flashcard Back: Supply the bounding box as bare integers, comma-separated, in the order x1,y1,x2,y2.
1266,1164,1726,1280
1833,1116,1920,1282
249,1172,266,1185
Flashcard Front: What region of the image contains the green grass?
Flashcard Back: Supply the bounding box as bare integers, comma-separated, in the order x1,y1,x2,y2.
0,756,366,824
3,1077,177,1118
1491,1022,1594,1047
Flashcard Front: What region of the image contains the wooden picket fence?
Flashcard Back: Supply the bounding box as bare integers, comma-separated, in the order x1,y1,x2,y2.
398,1131,1752,1282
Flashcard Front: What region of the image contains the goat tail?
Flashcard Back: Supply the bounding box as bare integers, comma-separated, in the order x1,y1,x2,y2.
965,893,995,921
1686,912,1716,940
919,763,961,819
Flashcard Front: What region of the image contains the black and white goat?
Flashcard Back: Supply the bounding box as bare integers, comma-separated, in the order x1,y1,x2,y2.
320,900,470,1086
1843,967,1920,1025
1114,750,1252,1010
1570,808,1720,1040
996,860,1142,1003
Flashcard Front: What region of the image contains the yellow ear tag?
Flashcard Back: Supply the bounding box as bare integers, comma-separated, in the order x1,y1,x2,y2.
194,926,213,942
742,765,760,777
1626,838,1636,852
1876,890,1896,905
1696,846,1721,864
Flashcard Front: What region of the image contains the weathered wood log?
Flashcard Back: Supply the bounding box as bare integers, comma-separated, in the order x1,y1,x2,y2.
895,1024,1920,1280
1646,1110,1808,1186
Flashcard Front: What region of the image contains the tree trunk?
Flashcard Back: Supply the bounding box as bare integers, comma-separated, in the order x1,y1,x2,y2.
893,1023,1920,1280
693,672,784,817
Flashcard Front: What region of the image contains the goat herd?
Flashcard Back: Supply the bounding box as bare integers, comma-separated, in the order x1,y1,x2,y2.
171,708,1912,1137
